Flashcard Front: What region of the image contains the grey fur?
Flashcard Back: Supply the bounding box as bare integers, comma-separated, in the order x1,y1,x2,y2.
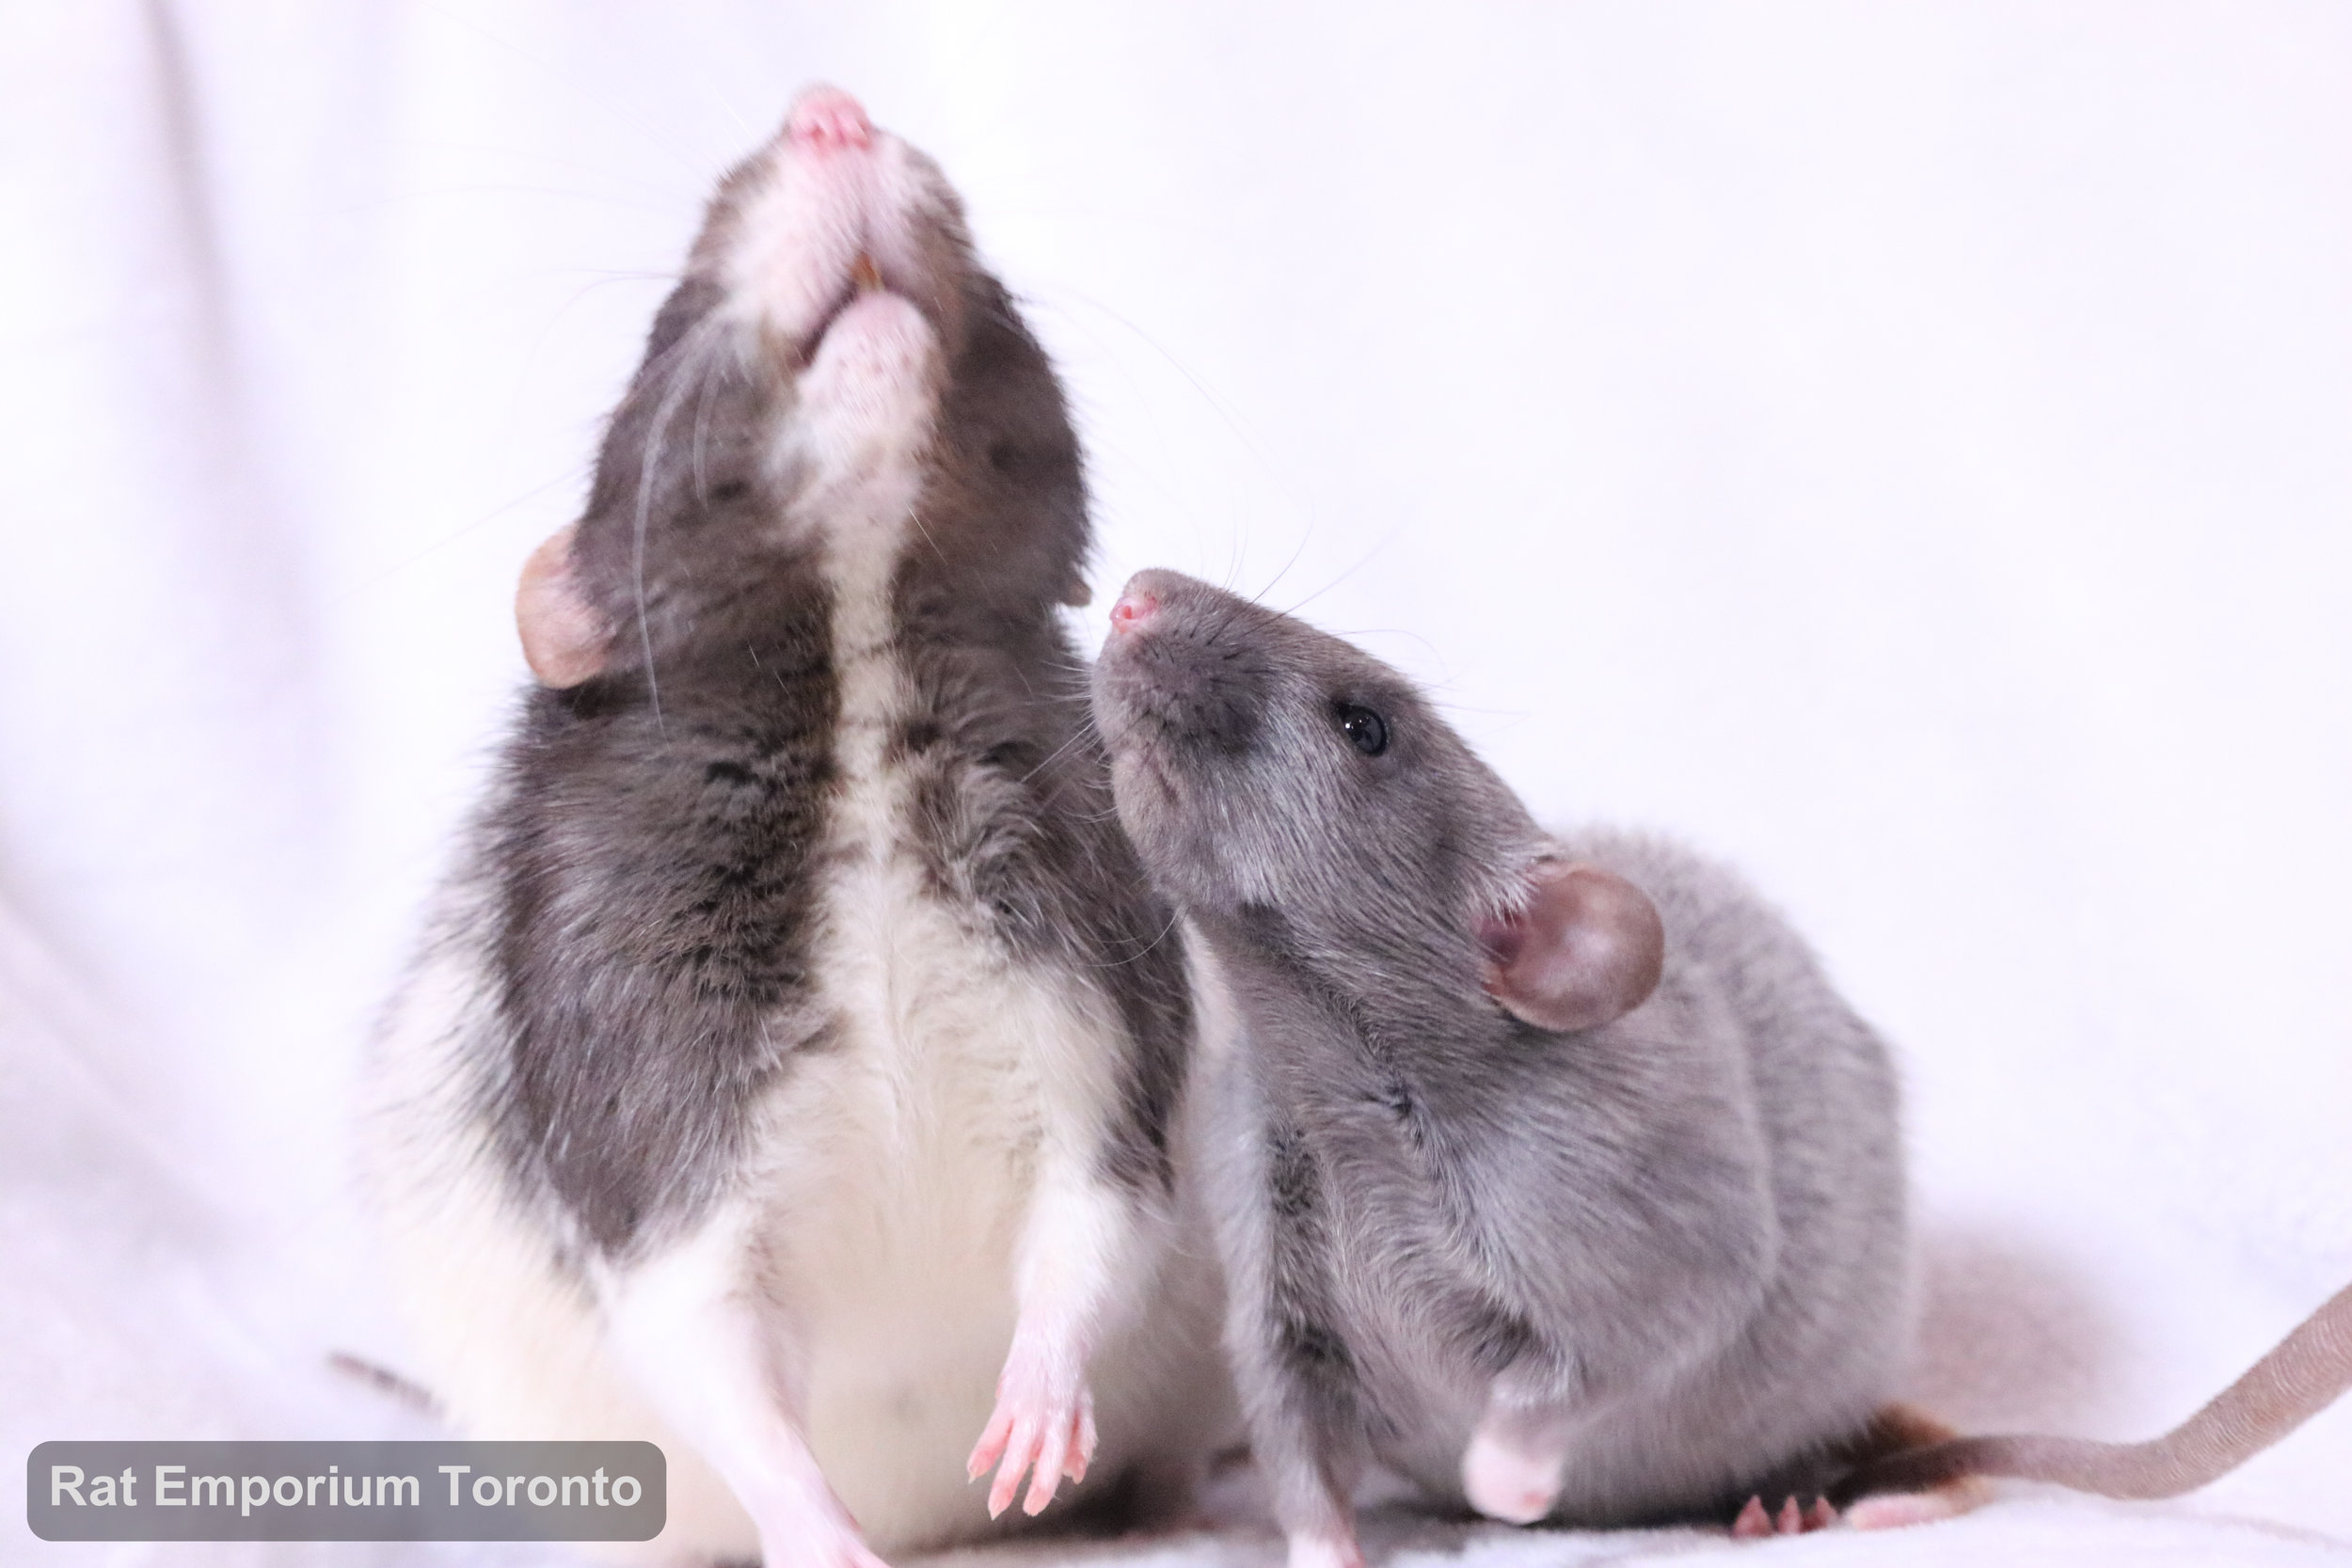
467,135,1192,1260
1090,569,1909,1531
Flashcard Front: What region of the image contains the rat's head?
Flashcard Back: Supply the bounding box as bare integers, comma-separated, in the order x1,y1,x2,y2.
517,87,1089,689
1092,570,1663,1035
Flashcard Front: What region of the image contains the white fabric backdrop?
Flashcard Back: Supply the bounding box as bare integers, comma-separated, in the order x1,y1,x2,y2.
3,4,2348,1564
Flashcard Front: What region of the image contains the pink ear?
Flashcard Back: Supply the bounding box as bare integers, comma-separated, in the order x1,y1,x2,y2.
1479,862,1665,1032
516,524,609,688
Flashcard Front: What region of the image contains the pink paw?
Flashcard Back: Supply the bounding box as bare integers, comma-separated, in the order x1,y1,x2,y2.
966,1337,1097,1518
1461,1425,1561,1524
1731,1494,1839,1539
788,85,871,150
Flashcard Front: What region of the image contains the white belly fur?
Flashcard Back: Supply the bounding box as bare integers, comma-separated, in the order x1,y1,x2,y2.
366,842,1176,1560
751,441,1123,1546
755,871,1112,1544
364,464,1216,1560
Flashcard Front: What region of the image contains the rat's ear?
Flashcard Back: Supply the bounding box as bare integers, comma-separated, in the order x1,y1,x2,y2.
1479,862,1665,1032
516,524,608,688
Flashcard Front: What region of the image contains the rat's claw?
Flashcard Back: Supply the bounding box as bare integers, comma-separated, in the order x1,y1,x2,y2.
971,1357,1096,1519
966,1407,1014,1481
1023,1402,1086,1515
984,1407,1041,1518
1733,1492,1841,1540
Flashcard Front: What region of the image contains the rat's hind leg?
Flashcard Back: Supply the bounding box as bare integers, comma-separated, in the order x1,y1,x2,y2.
1729,1481,1981,1534
1831,1402,1990,1528
1768,1402,1987,1533
605,1209,886,1568
1843,1483,1987,1528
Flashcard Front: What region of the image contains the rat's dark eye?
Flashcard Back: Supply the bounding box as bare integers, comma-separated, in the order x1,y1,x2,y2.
1334,703,1389,757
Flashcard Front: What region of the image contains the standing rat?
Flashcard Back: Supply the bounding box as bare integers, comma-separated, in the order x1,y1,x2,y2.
1088,567,2352,1567
363,90,1229,1568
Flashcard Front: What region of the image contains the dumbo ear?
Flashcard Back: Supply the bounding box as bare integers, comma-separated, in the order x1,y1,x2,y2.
1479,862,1665,1032
516,524,609,688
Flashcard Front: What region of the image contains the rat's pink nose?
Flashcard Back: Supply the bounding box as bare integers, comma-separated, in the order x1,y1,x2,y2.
787,85,871,149
1109,582,1160,636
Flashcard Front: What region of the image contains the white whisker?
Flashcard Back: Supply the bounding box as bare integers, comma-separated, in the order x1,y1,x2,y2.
631,311,733,736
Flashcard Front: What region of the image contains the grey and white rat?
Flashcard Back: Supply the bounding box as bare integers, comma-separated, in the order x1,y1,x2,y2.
1087,566,2352,1566
363,90,1229,1568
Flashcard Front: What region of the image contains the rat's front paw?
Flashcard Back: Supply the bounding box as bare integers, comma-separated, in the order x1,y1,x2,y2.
1461,1423,1562,1524
966,1331,1097,1518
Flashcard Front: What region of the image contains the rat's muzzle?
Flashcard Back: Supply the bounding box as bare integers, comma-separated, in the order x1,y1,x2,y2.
717,86,973,477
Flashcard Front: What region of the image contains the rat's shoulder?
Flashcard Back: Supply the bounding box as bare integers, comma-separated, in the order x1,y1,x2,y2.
1549,826,1882,1056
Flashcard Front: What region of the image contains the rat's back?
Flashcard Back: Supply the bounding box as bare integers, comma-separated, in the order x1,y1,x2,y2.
1517,827,1912,1523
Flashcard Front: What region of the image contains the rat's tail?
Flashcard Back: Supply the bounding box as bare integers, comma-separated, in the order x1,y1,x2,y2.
328,1352,439,1415
1833,1280,2352,1504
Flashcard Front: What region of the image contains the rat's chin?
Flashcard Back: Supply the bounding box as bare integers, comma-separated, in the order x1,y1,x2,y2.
1104,752,1260,916
1105,745,1180,827
780,290,942,467
1105,747,1209,862
1086,660,1154,751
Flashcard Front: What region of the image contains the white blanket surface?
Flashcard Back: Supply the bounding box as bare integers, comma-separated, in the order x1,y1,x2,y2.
3,6,2347,1565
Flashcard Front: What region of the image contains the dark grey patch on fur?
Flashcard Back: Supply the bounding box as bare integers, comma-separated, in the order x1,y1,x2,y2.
1265,1119,1324,1227
1092,571,1910,1529
486,552,840,1255
481,235,841,1255
882,277,1193,1194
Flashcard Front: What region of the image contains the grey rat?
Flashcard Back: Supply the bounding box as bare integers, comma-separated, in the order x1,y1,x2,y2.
1087,567,2352,1566
363,90,1229,1568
